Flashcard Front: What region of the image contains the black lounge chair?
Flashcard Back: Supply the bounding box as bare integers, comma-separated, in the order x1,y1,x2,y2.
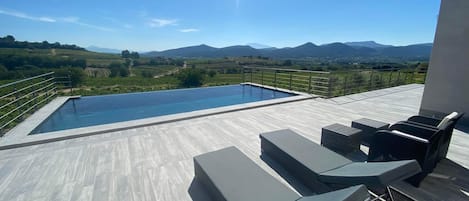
194,146,370,201
367,117,459,186
260,129,421,193
405,112,464,161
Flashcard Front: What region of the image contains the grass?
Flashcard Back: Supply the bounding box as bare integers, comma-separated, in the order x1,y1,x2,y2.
1,47,427,98
67,72,243,96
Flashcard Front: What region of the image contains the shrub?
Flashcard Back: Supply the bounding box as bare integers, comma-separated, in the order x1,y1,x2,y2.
176,68,206,87
208,70,216,78
55,67,85,87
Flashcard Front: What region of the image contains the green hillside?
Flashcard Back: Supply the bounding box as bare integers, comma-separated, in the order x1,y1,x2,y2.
0,35,427,97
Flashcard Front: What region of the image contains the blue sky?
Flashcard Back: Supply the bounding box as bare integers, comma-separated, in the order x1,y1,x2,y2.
0,0,440,51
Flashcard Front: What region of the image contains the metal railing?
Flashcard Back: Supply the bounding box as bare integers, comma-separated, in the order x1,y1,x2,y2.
242,66,427,98
0,72,72,136
242,67,331,97
328,68,426,98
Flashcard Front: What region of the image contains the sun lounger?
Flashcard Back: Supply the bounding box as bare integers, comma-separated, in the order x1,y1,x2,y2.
260,129,421,193
194,146,370,201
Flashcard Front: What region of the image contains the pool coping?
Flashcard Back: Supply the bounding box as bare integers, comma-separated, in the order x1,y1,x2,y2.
0,83,315,150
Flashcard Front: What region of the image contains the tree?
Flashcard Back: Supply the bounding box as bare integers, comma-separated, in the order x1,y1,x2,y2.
121,50,130,58
176,68,205,87
109,62,123,77
55,68,85,87
2,35,15,43
130,51,140,59
120,67,130,77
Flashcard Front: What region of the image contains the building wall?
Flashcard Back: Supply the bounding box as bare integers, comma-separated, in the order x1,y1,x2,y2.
420,0,469,126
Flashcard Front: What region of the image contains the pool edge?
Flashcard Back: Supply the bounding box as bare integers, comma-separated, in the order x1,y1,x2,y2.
0,84,315,150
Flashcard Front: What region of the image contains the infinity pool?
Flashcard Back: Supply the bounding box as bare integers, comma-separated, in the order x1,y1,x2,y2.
31,84,295,134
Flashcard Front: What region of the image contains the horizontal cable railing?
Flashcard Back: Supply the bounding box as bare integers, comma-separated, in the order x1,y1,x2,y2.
242,67,427,98
328,68,426,98
0,72,72,136
242,66,331,97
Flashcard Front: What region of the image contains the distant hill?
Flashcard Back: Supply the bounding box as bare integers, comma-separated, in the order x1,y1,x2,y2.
344,41,393,49
143,42,432,59
86,46,121,54
146,44,218,58
379,44,433,57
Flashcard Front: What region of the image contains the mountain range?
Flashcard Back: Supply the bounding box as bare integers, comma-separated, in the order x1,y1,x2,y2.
142,41,432,59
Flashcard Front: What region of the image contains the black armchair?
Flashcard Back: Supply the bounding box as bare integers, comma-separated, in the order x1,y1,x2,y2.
405,112,464,161
367,122,449,186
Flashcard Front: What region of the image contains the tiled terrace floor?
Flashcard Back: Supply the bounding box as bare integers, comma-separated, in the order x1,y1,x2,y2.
0,84,467,201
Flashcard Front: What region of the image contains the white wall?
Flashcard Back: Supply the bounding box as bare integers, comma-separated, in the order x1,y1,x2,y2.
420,0,469,126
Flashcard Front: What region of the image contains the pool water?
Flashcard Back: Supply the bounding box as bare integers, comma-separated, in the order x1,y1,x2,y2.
31,85,295,134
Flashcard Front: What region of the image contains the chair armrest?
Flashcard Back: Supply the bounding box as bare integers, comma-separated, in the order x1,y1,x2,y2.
389,122,438,139
368,130,434,170
407,115,442,127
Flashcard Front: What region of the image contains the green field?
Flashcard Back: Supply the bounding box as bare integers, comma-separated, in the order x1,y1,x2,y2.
1,47,427,98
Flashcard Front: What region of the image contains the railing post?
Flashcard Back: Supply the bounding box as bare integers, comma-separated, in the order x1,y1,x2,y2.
380,74,384,88
396,71,401,85
261,71,264,85
52,74,57,95
411,70,415,83
68,72,72,95
327,74,332,98
242,67,245,83
289,72,292,90
14,87,19,107
403,72,408,84
343,76,348,96
368,70,373,90
423,70,427,83
250,68,253,83
308,72,312,93
274,70,277,88
388,70,393,87
33,84,37,109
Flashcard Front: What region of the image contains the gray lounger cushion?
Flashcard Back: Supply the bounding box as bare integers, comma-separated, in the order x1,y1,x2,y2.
318,160,421,187
260,129,421,191
298,185,369,201
194,146,370,201
194,146,300,201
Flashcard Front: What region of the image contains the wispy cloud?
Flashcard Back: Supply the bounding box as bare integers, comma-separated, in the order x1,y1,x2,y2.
0,9,56,22
72,20,114,32
61,17,79,23
148,18,178,27
60,16,114,32
179,28,199,33
103,17,133,29
0,8,114,32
